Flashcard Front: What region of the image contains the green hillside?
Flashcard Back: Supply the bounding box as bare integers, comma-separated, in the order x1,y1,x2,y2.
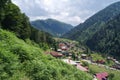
0,29,92,80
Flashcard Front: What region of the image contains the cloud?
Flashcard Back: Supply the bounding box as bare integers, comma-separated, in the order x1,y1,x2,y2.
12,0,120,26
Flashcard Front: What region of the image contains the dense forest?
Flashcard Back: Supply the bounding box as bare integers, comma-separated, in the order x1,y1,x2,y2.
63,1,120,43
86,14,120,57
31,19,73,37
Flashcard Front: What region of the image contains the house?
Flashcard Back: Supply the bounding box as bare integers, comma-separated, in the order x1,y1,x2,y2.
59,43,68,51
95,72,108,80
81,54,87,59
96,60,105,64
76,64,88,72
112,64,120,70
57,49,62,52
45,51,63,58
62,59,77,66
61,46,68,50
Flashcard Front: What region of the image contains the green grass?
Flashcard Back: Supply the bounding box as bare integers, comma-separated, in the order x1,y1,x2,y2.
91,53,114,66
91,53,105,61
0,29,92,80
89,64,120,80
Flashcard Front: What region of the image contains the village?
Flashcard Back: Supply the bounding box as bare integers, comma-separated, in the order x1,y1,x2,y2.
45,38,120,80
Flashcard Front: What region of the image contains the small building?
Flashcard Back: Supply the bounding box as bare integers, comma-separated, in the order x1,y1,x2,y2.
95,72,108,80
59,43,68,51
62,59,77,66
61,46,68,50
81,54,87,59
57,49,62,52
45,51,63,58
96,60,105,64
77,64,88,72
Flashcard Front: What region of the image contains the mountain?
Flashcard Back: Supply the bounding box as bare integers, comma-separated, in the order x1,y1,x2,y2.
86,14,120,57
62,1,120,43
31,19,73,37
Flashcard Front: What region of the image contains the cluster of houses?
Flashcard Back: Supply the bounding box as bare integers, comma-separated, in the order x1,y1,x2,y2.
45,42,120,80
45,43,69,58
62,58,109,80
107,57,120,70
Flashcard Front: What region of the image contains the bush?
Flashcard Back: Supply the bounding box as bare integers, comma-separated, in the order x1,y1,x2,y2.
82,61,89,67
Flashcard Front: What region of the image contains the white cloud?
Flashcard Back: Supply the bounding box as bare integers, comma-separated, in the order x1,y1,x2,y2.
12,0,120,26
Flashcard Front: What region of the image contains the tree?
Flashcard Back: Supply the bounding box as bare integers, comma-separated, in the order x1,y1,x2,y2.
0,0,11,26
1,3,31,39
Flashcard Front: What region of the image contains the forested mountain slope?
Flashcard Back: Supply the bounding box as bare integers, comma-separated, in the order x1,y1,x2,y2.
31,19,73,37
86,14,120,57
63,1,120,43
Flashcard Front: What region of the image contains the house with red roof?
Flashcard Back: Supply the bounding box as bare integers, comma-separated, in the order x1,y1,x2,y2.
76,63,88,72
95,72,108,80
45,51,63,58
59,43,68,51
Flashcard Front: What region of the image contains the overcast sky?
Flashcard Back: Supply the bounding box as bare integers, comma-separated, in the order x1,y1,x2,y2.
12,0,120,26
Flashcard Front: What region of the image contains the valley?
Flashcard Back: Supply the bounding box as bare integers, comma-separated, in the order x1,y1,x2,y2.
0,0,120,80
49,38,120,80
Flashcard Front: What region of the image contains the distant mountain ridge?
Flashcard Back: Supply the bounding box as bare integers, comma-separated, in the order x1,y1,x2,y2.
31,19,73,37
62,1,120,42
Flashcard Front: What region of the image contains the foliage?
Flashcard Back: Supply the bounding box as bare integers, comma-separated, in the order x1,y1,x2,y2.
1,2,31,39
0,29,92,80
0,0,55,49
81,61,89,67
30,27,55,49
63,1,120,42
108,73,114,80
91,53,105,61
87,14,120,57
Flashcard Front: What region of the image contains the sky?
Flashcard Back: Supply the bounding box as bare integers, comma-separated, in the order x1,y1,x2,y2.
12,0,120,26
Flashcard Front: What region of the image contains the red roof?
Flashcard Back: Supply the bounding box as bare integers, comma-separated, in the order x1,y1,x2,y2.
77,64,88,72
59,43,68,50
59,43,65,46
45,51,63,57
96,72,108,80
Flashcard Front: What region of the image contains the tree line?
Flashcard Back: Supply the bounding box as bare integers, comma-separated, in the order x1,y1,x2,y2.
0,0,55,49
